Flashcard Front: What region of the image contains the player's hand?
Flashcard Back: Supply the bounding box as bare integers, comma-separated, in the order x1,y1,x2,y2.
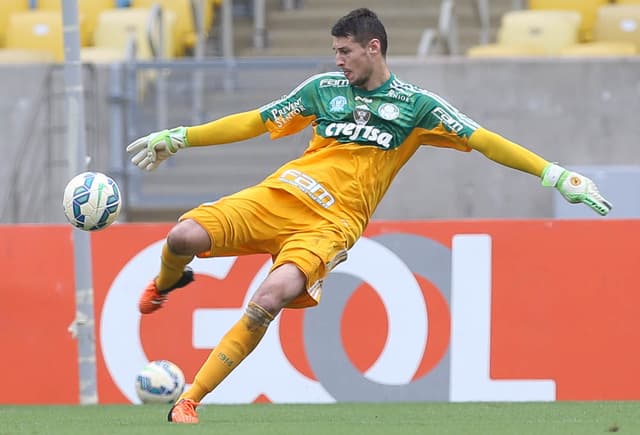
126,126,189,171
541,163,612,216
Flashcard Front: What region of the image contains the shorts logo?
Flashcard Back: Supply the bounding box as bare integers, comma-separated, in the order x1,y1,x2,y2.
279,169,335,208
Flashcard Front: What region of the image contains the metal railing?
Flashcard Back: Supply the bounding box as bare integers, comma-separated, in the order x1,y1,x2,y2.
0,65,105,224
417,0,497,57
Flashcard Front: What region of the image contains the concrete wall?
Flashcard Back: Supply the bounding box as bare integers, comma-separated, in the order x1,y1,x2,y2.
2,57,638,222
378,57,640,219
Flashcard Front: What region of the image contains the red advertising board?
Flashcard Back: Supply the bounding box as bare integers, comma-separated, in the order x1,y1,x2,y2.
1,220,639,404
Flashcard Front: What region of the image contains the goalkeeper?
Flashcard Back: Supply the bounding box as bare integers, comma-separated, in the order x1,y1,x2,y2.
126,7,611,424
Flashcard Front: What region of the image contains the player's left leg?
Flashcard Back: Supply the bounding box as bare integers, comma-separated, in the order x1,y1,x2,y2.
169,262,306,423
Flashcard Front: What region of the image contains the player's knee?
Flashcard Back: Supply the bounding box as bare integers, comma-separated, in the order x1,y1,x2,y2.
167,219,210,255
245,302,275,328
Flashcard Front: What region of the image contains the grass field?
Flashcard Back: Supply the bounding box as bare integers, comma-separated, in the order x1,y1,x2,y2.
0,402,637,434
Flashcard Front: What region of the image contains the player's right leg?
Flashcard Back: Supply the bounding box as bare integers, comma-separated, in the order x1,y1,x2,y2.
138,219,210,314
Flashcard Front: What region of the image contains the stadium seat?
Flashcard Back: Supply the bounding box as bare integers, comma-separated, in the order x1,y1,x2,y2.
0,0,31,47
593,4,640,52
0,49,55,63
91,7,177,60
37,0,117,47
466,44,547,57
615,0,640,4
497,10,582,55
131,0,215,56
4,10,65,61
528,0,608,41
559,41,637,56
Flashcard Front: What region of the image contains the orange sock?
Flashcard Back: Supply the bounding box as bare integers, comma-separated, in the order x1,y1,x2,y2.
180,302,274,402
156,243,193,291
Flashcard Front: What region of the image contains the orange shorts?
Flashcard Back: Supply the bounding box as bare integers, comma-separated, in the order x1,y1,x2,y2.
179,186,348,308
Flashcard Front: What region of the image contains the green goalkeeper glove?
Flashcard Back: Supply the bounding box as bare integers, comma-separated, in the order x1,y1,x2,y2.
541,163,612,216
126,126,189,171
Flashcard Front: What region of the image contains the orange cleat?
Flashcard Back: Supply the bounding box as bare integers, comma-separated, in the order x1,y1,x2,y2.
167,398,200,424
138,267,194,314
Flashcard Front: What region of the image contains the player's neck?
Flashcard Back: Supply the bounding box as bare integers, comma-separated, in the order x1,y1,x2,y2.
360,66,391,91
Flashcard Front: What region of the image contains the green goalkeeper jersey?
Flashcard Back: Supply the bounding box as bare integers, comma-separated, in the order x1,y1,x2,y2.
258,71,480,244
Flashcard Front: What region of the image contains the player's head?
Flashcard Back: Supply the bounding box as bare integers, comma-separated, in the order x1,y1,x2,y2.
331,8,389,89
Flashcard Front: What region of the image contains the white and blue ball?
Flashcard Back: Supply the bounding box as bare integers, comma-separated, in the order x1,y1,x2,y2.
62,171,121,231
135,360,185,404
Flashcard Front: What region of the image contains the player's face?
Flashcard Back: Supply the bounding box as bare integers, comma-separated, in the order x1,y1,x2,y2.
332,36,374,88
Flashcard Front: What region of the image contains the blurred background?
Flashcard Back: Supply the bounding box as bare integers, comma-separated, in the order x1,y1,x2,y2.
0,0,639,224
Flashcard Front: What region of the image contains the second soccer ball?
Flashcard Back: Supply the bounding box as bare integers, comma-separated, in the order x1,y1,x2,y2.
135,360,186,404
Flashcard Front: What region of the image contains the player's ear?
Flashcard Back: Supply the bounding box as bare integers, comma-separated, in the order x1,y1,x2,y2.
367,39,380,55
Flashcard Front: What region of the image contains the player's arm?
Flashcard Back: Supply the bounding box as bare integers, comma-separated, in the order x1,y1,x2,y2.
187,109,268,146
469,127,612,216
126,109,267,171
468,127,548,176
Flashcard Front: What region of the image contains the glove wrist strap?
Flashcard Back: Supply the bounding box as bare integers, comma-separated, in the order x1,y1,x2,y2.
541,163,565,187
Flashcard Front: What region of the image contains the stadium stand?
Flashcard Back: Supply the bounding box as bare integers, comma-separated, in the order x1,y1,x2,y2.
36,0,117,47
559,40,637,56
4,10,66,61
131,0,215,57
466,10,581,57
528,0,609,42
592,4,640,51
87,7,177,60
0,0,30,47
467,43,547,57
0,49,54,63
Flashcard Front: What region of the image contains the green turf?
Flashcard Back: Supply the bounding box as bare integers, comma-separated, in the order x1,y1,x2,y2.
0,402,637,435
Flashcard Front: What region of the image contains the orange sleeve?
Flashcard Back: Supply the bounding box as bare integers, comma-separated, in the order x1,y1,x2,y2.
469,128,549,177
185,109,268,146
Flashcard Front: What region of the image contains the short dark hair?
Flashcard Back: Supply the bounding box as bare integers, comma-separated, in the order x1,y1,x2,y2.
331,8,388,56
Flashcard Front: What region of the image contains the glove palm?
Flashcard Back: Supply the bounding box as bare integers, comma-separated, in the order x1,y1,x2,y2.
126,126,189,171
541,163,612,216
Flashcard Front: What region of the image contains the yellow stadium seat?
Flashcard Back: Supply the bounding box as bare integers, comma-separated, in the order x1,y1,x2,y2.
593,4,640,51
0,48,55,63
528,0,608,41
92,8,176,60
131,0,213,56
497,10,582,55
559,41,637,56
466,43,547,57
0,0,31,47
37,0,117,47
615,0,640,4
5,10,65,61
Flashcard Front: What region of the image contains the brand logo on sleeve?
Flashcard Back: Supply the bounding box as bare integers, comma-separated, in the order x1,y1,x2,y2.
270,97,306,128
432,107,464,133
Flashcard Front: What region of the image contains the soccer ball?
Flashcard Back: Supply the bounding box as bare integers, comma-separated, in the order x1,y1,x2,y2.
135,360,186,404
62,171,121,231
